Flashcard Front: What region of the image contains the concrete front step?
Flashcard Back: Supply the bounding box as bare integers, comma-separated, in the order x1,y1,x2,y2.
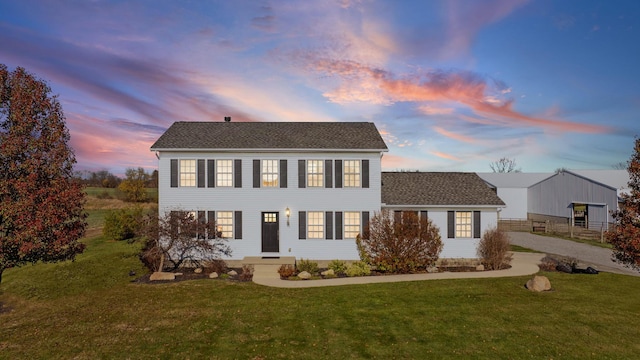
241,256,295,266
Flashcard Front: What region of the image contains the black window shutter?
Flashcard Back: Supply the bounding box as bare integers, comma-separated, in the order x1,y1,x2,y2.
335,160,343,188
325,211,333,240
280,160,287,188
207,160,215,188
170,159,178,187
253,160,260,188
448,211,455,238
299,211,306,239
325,160,333,188
235,211,243,239
420,210,428,221
207,211,215,239
335,212,343,240
362,160,370,188
197,211,206,239
362,211,369,236
298,160,306,188
473,211,481,239
234,159,242,188
197,159,205,188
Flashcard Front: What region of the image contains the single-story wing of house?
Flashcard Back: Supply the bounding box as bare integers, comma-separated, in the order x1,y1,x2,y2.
381,172,505,258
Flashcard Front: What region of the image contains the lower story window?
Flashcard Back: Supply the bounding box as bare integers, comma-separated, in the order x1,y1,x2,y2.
344,211,360,239
455,211,472,238
216,211,233,238
307,211,324,239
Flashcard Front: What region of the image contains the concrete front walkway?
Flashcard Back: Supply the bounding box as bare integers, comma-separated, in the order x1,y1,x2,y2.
252,252,544,288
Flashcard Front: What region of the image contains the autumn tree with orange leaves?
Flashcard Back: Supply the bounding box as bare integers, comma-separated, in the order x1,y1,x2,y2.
605,138,640,271
0,64,86,283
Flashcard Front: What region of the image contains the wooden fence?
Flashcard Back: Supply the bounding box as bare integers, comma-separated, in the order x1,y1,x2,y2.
498,218,613,242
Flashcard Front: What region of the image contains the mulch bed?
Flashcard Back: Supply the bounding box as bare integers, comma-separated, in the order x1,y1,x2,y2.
131,268,251,284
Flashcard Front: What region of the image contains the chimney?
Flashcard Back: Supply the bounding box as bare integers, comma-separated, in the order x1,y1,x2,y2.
224,116,231,122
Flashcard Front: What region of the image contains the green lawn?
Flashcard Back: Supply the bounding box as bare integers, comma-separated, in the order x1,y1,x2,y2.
1,223,640,358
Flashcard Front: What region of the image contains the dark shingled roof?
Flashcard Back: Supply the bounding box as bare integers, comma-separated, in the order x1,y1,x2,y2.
382,172,505,206
151,121,388,151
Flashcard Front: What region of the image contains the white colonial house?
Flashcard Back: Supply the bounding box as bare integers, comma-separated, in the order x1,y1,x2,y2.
151,120,505,262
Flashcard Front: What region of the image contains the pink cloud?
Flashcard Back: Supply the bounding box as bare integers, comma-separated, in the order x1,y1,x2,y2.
433,126,479,144
431,151,462,161
303,55,609,134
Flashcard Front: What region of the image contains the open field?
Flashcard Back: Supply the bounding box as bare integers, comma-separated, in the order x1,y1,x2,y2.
1,200,640,358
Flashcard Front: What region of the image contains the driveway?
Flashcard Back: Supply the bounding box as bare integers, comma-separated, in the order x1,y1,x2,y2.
508,232,640,277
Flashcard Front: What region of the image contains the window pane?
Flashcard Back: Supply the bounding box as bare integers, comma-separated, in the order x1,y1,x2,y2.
179,159,196,187
307,211,324,239
344,160,361,188
344,211,360,238
307,160,324,187
216,160,233,187
455,211,472,238
216,211,233,238
262,160,279,187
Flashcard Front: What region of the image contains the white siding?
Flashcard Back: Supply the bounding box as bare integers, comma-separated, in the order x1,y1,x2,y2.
158,150,382,261
381,207,500,259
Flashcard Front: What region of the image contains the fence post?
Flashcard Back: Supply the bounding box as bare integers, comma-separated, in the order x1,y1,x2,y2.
600,223,604,243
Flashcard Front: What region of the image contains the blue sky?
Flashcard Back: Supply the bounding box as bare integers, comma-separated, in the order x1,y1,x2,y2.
1,0,638,175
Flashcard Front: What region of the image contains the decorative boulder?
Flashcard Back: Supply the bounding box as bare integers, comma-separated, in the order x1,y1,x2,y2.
209,272,219,279
321,269,335,276
526,275,551,292
227,270,238,276
585,266,599,274
194,268,203,274
150,272,176,281
298,271,312,280
556,263,572,273
475,264,485,271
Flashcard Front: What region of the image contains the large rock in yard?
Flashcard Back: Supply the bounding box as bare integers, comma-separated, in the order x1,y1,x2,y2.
321,269,335,276
150,272,176,281
526,275,551,292
227,270,238,276
194,268,203,274
298,271,312,280
209,272,219,279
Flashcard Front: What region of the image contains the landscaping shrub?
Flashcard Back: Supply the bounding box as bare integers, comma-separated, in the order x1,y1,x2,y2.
357,210,443,273
203,259,228,275
278,264,296,278
328,259,347,275
139,209,232,271
477,227,512,270
239,265,254,281
345,261,371,277
103,206,145,241
297,259,319,274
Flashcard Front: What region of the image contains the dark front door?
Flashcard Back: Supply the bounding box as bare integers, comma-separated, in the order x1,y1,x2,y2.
261,212,279,253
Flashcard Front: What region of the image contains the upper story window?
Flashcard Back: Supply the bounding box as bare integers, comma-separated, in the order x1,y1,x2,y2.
455,211,472,238
343,211,361,239
262,160,279,187
307,160,324,187
180,160,196,187
216,160,233,187
343,160,361,187
307,211,324,239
